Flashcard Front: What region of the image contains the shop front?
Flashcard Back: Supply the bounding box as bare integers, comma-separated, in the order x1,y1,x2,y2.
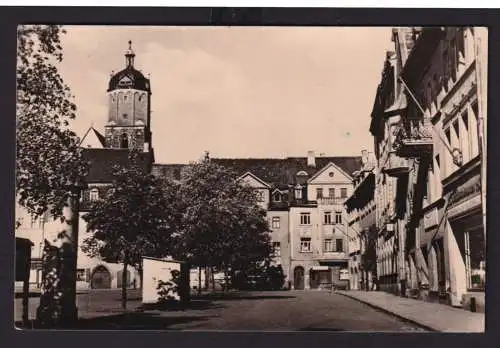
443,158,485,311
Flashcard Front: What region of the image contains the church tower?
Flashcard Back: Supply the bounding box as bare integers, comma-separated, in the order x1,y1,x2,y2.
105,41,152,152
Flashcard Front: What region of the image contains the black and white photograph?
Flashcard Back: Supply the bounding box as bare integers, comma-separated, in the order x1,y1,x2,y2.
14,23,487,332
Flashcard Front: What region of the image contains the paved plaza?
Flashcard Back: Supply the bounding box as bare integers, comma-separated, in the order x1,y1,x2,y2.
15,290,428,331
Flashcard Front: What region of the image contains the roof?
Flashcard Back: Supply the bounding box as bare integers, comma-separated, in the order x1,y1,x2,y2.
80,126,106,148
153,156,362,188
82,148,154,183
108,66,150,92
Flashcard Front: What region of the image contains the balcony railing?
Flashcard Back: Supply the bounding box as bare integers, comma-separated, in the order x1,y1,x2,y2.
316,197,346,205
392,119,433,158
384,152,410,177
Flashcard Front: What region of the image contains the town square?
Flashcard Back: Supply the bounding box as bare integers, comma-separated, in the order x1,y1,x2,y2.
14,23,486,332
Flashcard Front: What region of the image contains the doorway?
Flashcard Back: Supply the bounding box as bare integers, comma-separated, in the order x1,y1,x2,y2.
91,265,111,289
293,266,305,290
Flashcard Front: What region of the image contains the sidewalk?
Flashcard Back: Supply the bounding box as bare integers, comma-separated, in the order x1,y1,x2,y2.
337,291,484,333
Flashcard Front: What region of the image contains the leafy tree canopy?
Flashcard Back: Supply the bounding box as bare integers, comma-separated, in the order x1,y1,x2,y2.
17,25,88,220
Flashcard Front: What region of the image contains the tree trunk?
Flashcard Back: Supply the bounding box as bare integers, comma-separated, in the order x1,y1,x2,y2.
211,266,215,291
204,266,209,290
121,261,128,310
224,268,229,292
198,266,202,295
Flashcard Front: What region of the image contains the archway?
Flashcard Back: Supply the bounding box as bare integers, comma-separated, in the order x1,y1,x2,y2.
91,265,111,289
120,133,129,149
293,266,305,290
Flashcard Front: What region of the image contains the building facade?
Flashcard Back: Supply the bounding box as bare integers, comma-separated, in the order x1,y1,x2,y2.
154,153,362,290
362,27,487,312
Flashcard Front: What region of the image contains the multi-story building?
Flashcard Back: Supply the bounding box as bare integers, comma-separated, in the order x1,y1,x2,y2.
345,151,377,291
154,153,362,290
364,27,487,312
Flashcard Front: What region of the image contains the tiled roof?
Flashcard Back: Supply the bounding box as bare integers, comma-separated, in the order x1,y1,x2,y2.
153,156,362,188
82,148,153,183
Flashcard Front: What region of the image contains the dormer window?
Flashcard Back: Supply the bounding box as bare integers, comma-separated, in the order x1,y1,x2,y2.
273,191,281,202
89,188,99,202
295,185,303,199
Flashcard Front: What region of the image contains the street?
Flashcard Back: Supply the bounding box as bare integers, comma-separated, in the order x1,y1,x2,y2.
15,290,427,331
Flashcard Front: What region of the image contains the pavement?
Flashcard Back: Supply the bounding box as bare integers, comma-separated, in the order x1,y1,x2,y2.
14,289,428,331
336,290,485,333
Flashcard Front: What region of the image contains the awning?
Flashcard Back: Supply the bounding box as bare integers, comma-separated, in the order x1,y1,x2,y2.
311,266,330,271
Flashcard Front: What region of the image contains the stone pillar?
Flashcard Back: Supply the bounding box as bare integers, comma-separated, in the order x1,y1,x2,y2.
304,271,310,290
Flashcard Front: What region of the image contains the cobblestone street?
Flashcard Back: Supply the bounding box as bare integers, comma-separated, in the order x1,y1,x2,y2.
15,290,427,331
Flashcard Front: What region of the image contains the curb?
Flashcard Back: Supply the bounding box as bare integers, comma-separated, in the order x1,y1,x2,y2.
336,292,438,332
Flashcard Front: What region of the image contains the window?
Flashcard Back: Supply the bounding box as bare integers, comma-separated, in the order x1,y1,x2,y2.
272,216,280,229
89,188,99,202
324,238,334,252
76,269,86,282
336,239,344,252
340,188,348,198
255,191,264,202
273,242,281,257
335,211,342,224
465,228,485,290
295,185,303,199
329,188,335,198
300,238,311,252
470,102,480,158
300,212,311,225
273,192,281,202
120,133,129,149
324,211,332,225
316,188,323,199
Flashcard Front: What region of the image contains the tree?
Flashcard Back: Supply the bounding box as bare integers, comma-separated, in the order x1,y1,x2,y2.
17,25,88,327
81,150,177,309
175,157,272,291
17,25,87,220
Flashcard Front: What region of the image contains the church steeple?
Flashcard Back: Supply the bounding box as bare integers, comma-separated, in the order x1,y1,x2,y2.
105,41,152,153
125,40,135,68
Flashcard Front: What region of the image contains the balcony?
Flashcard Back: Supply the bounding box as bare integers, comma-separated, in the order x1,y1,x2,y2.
392,119,433,158
384,152,410,177
316,197,346,205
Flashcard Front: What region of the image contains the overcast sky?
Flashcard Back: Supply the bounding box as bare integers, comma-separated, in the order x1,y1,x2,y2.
59,26,394,164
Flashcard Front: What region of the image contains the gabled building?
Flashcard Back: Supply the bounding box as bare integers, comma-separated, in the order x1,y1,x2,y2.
153,152,363,290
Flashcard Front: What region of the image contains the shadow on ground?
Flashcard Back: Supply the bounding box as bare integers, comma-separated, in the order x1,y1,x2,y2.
16,313,216,330
194,292,296,301
138,299,224,312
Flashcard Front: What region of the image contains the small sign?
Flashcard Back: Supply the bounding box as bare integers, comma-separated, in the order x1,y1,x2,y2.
339,269,349,280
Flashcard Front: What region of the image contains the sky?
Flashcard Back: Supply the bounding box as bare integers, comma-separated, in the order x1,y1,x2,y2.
59,26,394,164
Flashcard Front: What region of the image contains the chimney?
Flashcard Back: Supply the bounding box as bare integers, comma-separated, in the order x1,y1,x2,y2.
307,150,316,167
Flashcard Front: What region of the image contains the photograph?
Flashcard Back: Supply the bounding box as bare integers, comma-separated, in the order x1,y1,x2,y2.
14,24,487,332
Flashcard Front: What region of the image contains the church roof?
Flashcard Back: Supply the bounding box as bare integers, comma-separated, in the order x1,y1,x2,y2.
80,126,106,148
107,41,150,92
153,156,362,188
108,66,150,92
82,148,153,183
